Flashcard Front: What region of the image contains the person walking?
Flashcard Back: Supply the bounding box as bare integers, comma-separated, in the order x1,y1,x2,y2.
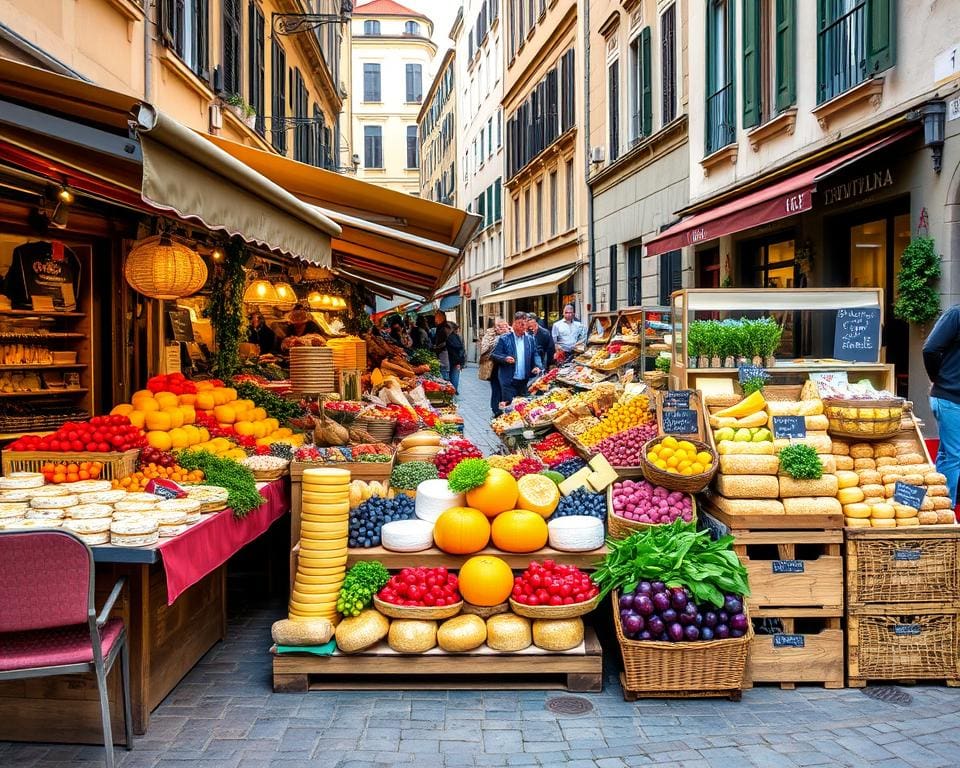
411,316,431,349
479,317,510,415
492,312,542,405
527,312,555,370
551,303,587,364
433,315,450,380
923,305,960,505
446,322,466,394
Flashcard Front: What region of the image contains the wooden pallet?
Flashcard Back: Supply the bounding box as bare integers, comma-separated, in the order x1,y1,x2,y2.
745,616,844,690
272,627,603,693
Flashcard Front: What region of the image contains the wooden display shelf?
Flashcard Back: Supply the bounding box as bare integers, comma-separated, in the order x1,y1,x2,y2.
0,333,86,339
0,364,86,370
272,627,602,693
0,310,85,317
346,544,608,570
746,617,844,690
0,388,88,397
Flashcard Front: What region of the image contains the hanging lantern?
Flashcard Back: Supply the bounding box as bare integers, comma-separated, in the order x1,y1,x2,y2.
124,234,208,300
319,294,335,310
273,281,297,310
307,290,324,308
243,278,279,306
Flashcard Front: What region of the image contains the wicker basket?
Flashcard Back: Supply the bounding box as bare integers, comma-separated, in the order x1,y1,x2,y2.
640,437,717,493
822,397,905,440
849,610,959,680
373,596,462,619
461,601,510,618
606,486,698,540
323,406,358,426
360,417,397,442
613,591,752,697
2,448,139,481
509,594,600,619
250,467,288,482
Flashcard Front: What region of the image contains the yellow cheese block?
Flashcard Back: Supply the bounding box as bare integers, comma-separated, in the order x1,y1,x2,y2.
300,519,349,533
896,517,920,526
870,518,896,528
298,558,348,572
292,587,343,601
559,467,593,496
297,544,347,557
302,468,351,483
302,492,349,504
586,454,618,492
295,571,347,585
300,539,349,552
845,517,871,527
288,603,338,616
843,502,871,519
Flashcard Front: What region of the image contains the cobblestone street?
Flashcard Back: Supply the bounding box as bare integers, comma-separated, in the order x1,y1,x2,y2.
3,366,960,768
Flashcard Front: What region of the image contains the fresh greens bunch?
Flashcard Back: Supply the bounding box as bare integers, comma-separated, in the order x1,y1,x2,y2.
654,355,671,373
337,561,390,617
753,318,783,358
390,461,439,490
592,520,750,608
358,454,391,463
233,380,306,423
447,457,490,493
409,348,441,375
687,321,707,358
778,444,823,479
175,449,266,518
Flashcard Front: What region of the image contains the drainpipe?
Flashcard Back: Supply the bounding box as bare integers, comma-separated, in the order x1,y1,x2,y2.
582,0,595,312
143,0,153,102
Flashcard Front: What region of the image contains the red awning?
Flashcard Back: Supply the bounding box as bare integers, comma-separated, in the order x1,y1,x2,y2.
645,128,916,257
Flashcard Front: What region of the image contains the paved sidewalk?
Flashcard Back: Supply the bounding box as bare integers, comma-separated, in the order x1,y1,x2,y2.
453,364,501,455
3,367,960,767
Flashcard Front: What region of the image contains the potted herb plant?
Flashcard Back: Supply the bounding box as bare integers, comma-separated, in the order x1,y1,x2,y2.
687,321,706,369
703,321,723,368
756,318,783,368
224,93,257,128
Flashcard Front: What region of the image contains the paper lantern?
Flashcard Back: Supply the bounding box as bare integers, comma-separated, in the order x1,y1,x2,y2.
124,235,207,300
243,279,279,306
307,290,324,308
273,282,297,310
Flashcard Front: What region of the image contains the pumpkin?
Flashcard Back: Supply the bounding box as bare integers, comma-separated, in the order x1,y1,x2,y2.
433,507,491,554
458,555,514,606
466,468,519,518
491,509,548,553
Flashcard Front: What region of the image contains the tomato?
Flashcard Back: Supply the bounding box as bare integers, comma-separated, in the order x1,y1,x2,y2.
97,442,110,453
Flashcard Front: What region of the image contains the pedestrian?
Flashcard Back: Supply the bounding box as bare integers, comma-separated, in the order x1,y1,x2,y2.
923,305,960,505
479,317,510,415
446,322,466,394
492,311,542,405
247,311,276,354
526,312,555,370
551,303,587,364
411,316,431,349
433,314,450,380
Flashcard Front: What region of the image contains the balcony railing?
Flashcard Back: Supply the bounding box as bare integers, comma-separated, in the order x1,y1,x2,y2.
818,1,867,103
705,82,735,155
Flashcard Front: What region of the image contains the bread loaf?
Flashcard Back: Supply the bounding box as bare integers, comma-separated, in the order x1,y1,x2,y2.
272,618,334,646
716,474,780,499
782,497,842,515
834,456,855,471
719,455,780,475
817,455,837,474
778,475,839,499
710,493,784,516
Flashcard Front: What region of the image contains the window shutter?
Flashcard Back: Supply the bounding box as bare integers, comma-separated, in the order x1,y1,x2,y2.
640,26,652,136
608,246,618,308
866,0,896,74
742,0,761,128
194,0,209,79
608,62,619,161
159,0,176,46
775,0,796,111
659,251,681,305
816,0,827,103
660,6,676,125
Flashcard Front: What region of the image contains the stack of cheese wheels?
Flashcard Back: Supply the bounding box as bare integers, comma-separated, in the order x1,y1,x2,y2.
290,467,351,624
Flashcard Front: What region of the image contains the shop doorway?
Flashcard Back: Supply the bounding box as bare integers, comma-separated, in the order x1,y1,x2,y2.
738,232,800,356
696,248,720,289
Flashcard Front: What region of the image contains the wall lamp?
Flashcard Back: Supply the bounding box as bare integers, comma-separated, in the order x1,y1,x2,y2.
920,100,946,174
273,0,352,36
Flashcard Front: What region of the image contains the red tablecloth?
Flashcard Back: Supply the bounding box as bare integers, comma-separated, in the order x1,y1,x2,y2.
158,479,289,604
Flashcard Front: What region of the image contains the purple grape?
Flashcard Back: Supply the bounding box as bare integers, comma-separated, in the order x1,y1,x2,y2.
668,623,685,642
639,630,652,640
637,581,652,594
619,594,635,610
661,608,678,624
703,611,718,628
695,612,703,626
718,611,729,624
684,625,700,641
624,615,644,635
730,613,749,632
658,633,670,642
652,592,671,612
620,609,632,621
647,616,664,636
715,624,730,639
724,596,743,615
700,627,715,641
651,581,666,593
731,628,745,638
671,589,688,610
635,595,654,616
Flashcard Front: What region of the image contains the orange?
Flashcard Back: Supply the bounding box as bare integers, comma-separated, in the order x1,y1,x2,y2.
110,404,133,417
466,468,519,518
458,555,514,606
147,431,173,451
516,474,560,518
433,507,491,554
491,509,548,553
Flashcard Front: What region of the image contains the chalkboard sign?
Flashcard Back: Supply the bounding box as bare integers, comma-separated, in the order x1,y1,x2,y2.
834,307,881,362
168,308,195,343
772,560,805,574
738,364,765,383
662,408,699,435
773,634,806,648
663,390,692,408
893,624,922,637
893,548,922,562
893,481,927,510
772,416,807,440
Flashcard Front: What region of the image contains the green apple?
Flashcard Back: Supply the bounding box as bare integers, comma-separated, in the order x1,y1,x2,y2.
714,427,735,443
752,428,771,442
734,428,753,442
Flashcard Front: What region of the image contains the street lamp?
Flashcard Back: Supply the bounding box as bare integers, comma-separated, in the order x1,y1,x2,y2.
273,0,352,36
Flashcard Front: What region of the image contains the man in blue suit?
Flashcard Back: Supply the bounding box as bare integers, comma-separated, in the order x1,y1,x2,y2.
493,312,543,405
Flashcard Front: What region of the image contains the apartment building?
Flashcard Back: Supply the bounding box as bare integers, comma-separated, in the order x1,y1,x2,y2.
351,0,435,194
0,0,348,166
454,0,505,360
645,0,960,411
418,49,457,206
587,0,689,312
494,0,586,324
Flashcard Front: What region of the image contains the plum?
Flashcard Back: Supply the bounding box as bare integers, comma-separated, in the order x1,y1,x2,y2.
619,594,635,610
684,625,700,641
667,623,685,642
635,595,654,616
652,592,671,612
700,627,715,641
647,616,664,636
724,596,743,615
703,611,718,628
730,613,749,632
661,608,678,624
715,624,730,639
623,614,644,635
671,589,688,610
637,581,652,594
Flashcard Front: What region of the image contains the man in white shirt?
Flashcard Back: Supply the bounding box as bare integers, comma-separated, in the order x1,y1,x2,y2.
551,303,587,363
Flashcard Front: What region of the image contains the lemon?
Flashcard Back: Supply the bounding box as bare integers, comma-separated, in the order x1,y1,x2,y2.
662,436,679,449
680,467,694,476
678,460,692,470
646,452,659,463
678,440,695,452
666,456,680,468
690,462,704,474
696,451,713,465
659,447,675,459
655,460,668,470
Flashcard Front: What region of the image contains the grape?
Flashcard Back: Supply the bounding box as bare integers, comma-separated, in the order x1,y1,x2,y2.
348,494,416,548
549,487,606,521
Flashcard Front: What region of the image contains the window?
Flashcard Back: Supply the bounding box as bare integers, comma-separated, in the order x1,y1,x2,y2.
513,196,520,252
817,0,892,104
480,128,485,164
488,117,493,156
271,39,286,153
364,125,383,168
518,0,525,41
560,49,575,132
248,3,264,134
524,187,531,248
405,63,423,102
608,246,619,308
608,60,620,161
536,181,543,243
485,51,492,94
364,20,380,35
659,251,682,305
549,170,558,236
565,159,574,230
527,0,535,32
506,54,569,180
221,0,241,96
405,20,420,35
494,180,502,222
497,109,502,147
743,0,796,128
661,5,677,125
705,0,736,154
627,245,642,305
363,63,381,102
159,0,208,78
292,69,309,163
406,125,419,168
509,0,516,59
629,29,652,140
313,105,329,168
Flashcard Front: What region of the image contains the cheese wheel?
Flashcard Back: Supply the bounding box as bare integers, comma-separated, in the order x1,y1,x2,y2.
302,494,350,507
79,490,128,505
29,486,70,498
837,487,865,505
843,502,871,519
298,560,348,573
295,572,346,585
845,517,871,527
836,471,859,489
31,494,78,509
0,502,29,518
26,507,66,521
896,517,921,526
927,484,950,497
857,470,882,486
486,614,532,651
68,504,114,520
302,501,350,513
381,520,435,552
894,504,919,518
925,472,948,485
64,480,113,494
875,457,897,468
3,518,61,530
0,489,40,502
834,456,855,471
300,519,349,533
302,468,351,483
299,538,348,552
415,479,466,523
870,518,896,528
0,472,44,489
63,517,111,535
158,523,187,538
115,500,158,514
853,458,877,470
860,484,884,499
532,618,584,651
870,503,895,520
110,518,160,547
932,496,954,510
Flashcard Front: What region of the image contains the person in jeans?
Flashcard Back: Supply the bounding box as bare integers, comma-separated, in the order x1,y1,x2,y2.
479,317,510,415
446,322,466,394
433,315,450,379
492,312,542,405
923,304,960,505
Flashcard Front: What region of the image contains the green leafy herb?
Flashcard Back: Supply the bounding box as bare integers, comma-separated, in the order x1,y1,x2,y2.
175,449,265,519
654,355,671,373
233,380,306,423
778,444,823,480
741,369,770,396
592,520,750,608
337,561,390,617
446,457,490,492
390,461,438,490
207,241,247,379
894,236,942,325
409,348,441,375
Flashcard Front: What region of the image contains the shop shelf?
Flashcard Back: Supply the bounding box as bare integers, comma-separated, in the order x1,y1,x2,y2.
0,364,86,370
0,310,86,317
0,388,89,397
342,544,608,570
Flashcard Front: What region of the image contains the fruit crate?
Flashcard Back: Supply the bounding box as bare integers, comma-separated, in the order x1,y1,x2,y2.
1,449,139,481
745,615,844,689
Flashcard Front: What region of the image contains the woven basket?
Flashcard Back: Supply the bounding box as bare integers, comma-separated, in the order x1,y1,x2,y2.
640,437,717,493
851,611,959,679
360,417,397,442
251,467,288,482
613,591,752,696
324,406,358,426
822,397,904,440
606,487,698,540
373,596,462,619
2,448,139,481
461,601,510,619
509,594,600,619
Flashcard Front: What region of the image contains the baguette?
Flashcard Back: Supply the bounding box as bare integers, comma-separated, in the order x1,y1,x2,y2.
778,475,839,499
782,496,842,515
715,474,780,499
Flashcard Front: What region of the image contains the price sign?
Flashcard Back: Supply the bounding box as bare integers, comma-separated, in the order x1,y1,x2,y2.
168,308,195,343
663,389,692,408
772,560,805,574
772,416,807,440
893,481,927,510
662,408,699,435
699,511,730,540
893,624,922,637
773,634,806,648
834,307,881,362
738,364,765,383
893,548,922,562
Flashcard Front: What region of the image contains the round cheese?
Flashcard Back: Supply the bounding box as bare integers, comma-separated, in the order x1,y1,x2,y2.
79,490,128,505
870,518,897,528
110,518,159,547
301,494,350,507
63,480,113,494
154,509,188,526
532,618,584,651
486,614,532,651
845,517,871,527
299,537,349,551
185,486,229,504
295,572,346,585
381,519,434,552
415,479,466,523
63,517,112,535
843,503,871,519
68,504,114,520
0,472,44,490
158,523,188,538
302,467,351,484
125,492,162,503
0,502,29,518
156,498,202,515
0,489,40,502
26,507,66,521
297,556,349,570
3,518,61,530
548,516,605,552
114,500,158,514
31,494,78,509
28,485,70,498
896,517,921,527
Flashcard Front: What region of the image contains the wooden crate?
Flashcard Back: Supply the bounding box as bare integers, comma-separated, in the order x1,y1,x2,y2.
847,607,960,687
746,616,844,689
846,526,960,609
1,448,139,481
272,627,602,693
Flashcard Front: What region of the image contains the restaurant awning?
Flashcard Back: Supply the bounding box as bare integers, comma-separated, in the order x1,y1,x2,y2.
644,128,916,257
480,266,577,305
0,58,339,263
200,135,481,295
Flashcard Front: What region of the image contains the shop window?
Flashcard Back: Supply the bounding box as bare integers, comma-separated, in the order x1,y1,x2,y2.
629,28,652,142
363,63,381,102
659,250,682,305
364,125,383,168
696,248,721,289
364,20,380,36
661,5,677,125
850,220,887,288
292,69,309,163
160,0,209,79
627,244,642,305
817,0,895,104
705,0,736,154
743,0,796,129
247,3,265,135
745,238,796,288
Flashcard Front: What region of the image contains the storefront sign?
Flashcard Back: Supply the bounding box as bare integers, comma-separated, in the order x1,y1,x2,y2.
833,308,880,362
784,191,808,214
822,169,894,206
949,95,960,122
168,308,195,343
